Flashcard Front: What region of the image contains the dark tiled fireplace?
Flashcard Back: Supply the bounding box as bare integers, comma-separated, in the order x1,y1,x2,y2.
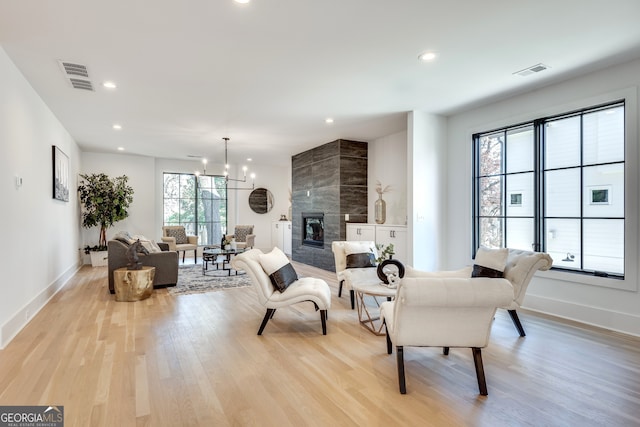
292,139,368,271
302,212,324,247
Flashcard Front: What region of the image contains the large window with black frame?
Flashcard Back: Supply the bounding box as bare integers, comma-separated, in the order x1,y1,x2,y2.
473,101,625,278
163,173,228,246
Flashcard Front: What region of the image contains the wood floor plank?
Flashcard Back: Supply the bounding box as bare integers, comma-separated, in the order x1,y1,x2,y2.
0,262,638,426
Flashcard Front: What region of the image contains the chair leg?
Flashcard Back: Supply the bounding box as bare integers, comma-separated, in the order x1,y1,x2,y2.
194,249,197,264
472,347,488,396
508,310,526,337
397,346,406,394
182,251,186,263
338,280,344,297
350,290,355,310
384,321,392,354
258,308,276,335
443,347,449,355
320,310,327,335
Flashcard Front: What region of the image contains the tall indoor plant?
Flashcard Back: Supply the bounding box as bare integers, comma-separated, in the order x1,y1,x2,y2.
78,173,134,253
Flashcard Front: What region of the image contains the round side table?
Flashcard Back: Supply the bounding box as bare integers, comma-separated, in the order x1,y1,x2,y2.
352,281,397,335
113,266,155,302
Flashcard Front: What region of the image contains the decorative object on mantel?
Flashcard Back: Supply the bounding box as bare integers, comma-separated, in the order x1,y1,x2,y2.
375,180,391,224
280,214,288,221
78,173,134,266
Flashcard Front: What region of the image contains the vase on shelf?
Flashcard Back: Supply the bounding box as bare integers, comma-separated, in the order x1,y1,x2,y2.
375,193,386,224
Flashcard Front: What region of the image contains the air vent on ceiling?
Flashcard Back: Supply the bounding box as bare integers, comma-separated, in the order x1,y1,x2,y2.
69,78,94,91
61,61,89,77
514,63,549,77
58,60,95,91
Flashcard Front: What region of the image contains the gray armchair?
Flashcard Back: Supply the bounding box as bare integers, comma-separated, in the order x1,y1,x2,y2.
107,240,179,294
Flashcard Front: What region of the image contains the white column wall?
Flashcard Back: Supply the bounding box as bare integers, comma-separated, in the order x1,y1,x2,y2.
0,47,81,348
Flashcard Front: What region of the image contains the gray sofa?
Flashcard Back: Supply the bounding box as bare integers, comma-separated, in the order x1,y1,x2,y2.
107,240,179,294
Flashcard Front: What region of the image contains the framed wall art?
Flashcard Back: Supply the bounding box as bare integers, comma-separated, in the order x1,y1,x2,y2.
52,145,69,202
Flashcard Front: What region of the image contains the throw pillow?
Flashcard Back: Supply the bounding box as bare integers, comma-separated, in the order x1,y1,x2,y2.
234,225,253,243
114,230,134,244
166,228,188,244
343,241,377,257
346,253,376,269
258,247,298,292
132,235,162,253
472,247,508,278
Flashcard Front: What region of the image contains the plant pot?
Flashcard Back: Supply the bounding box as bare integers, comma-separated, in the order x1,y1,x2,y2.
90,250,108,267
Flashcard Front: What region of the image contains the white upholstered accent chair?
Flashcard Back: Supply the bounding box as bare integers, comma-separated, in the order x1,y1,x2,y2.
161,226,198,263
231,249,331,335
224,224,255,249
380,276,514,395
405,248,553,337
331,241,380,309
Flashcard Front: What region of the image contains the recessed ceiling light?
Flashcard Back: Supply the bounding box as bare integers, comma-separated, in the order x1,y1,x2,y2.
247,158,252,162
325,118,334,124
418,52,437,62
103,81,117,89
112,124,122,130
117,147,124,151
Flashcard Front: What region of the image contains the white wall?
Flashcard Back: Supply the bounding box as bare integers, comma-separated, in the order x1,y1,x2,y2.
368,131,407,226
446,58,640,336
0,47,81,348
408,112,447,270
81,152,156,254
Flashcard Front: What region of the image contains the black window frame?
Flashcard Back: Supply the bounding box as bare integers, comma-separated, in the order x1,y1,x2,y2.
472,100,625,279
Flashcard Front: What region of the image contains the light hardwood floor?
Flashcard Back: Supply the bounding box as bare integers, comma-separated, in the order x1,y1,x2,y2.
1,261,639,426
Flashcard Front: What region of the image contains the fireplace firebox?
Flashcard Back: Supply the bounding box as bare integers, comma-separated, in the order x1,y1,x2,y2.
302,212,324,248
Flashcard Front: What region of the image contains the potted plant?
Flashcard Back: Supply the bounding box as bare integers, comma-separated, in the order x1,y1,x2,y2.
78,173,134,266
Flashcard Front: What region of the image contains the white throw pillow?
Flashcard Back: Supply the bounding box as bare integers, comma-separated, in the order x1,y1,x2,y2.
472,247,508,278
343,241,377,257
259,247,298,292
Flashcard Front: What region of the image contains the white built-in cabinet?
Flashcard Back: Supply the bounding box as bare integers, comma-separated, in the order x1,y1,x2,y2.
272,221,292,256
346,223,407,262
346,223,376,241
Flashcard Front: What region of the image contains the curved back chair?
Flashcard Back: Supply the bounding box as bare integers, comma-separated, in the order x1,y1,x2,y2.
380,277,513,395
331,241,379,309
232,249,331,335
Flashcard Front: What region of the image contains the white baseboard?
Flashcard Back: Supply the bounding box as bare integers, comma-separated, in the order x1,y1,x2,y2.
523,294,640,338
0,261,82,349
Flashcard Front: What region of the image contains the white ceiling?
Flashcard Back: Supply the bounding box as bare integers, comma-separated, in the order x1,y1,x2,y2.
2,0,640,167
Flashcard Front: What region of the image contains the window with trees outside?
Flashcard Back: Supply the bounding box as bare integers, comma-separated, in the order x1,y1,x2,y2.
163,173,227,246
473,101,625,278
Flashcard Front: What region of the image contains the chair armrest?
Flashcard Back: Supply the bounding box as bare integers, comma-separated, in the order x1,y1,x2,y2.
245,234,255,248
187,235,198,245
161,236,177,251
